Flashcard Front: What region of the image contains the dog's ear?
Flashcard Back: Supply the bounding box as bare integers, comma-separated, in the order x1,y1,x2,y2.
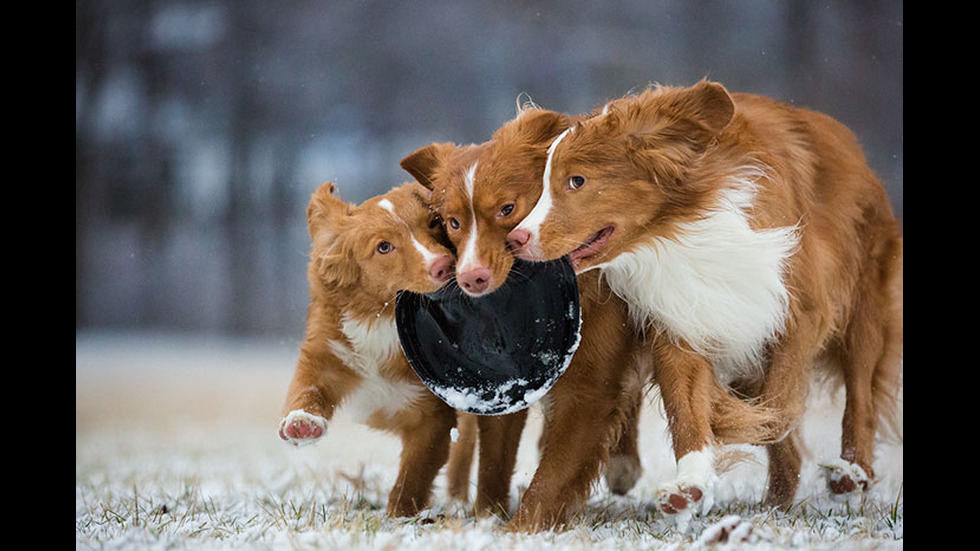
679,79,735,137
627,80,734,143
400,143,457,190
306,183,359,287
619,81,735,186
501,108,571,146
314,237,360,288
307,181,351,248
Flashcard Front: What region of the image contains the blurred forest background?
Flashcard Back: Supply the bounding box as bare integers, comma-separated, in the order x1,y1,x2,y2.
76,1,903,339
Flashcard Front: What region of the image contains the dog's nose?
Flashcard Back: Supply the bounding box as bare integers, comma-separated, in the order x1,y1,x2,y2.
458,267,492,295
429,255,454,283
507,228,531,252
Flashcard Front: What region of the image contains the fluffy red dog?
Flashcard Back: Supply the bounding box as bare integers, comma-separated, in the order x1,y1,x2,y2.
402,111,650,528
402,105,779,530
279,181,461,517
508,81,903,514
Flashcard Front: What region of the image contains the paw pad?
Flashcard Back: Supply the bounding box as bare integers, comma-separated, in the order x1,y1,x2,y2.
279,410,327,446
821,460,870,499
657,485,704,514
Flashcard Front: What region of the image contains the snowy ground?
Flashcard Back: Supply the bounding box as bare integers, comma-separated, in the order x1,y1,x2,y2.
76,332,903,550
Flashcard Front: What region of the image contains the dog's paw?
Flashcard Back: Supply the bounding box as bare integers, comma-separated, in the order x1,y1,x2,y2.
820,459,870,499
279,410,327,446
604,454,642,496
655,480,715,533
697,515,755,546
656,483,705,515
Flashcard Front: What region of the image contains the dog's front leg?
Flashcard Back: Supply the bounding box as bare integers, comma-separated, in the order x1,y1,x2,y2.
506,369,624,532
473,410,528,518
650,333,718,527
279,340,359,446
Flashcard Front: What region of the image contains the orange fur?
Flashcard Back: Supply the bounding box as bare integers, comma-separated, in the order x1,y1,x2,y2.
403,110,650,530
280,181,459,517
508,81,903,508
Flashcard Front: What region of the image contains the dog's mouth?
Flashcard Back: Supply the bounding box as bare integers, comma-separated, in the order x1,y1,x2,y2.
568,226,615,269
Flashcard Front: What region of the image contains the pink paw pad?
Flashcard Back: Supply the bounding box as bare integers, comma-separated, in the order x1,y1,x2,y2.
821,460,870,499
279,411,327,446
658,485,704,514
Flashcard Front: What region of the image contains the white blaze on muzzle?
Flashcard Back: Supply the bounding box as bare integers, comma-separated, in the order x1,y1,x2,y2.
514,127,573,253
457,161,481,272
377,197,442,269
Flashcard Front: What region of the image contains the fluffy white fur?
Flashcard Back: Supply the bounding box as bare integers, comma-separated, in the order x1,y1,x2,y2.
598,173,800,384
328,314,426,422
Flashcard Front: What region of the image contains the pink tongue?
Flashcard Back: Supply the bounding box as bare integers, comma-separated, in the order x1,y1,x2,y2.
569,228,612,263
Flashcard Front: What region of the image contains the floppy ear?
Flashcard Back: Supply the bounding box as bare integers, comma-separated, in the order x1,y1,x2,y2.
314,233,360,289
675,79,735,137
630,80,735,143
307,181,350,246
502,107,571,145
306,182,359,287
622,81,735,185
400,142,457,190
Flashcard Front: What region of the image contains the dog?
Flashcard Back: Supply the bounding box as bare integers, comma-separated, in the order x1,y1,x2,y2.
401,105,778,530
507,80,903,516
279,181,463,517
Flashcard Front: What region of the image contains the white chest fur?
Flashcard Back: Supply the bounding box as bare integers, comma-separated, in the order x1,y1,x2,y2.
601,185,800,383
328,313,426,422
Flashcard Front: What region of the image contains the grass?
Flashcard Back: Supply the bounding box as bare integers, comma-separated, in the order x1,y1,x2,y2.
76,450,903,550
75,333,902,550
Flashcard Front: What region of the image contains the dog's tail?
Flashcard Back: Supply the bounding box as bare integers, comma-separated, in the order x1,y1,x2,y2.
709,382,785,446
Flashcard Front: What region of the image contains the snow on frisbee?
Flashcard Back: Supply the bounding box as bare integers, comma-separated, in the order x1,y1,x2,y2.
396,257,581,415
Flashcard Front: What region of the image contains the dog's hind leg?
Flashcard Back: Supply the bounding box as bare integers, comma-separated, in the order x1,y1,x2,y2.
829,237,903,499
823,316,881,498
757,313,826,508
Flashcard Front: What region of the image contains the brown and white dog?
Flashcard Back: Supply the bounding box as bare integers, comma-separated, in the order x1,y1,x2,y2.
507,81,904,515
402,105,778,530
279,181,461,517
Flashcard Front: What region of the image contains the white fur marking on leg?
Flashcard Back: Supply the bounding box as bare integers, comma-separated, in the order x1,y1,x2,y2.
675,448,717,489
280,410,328,447
657,448,718,531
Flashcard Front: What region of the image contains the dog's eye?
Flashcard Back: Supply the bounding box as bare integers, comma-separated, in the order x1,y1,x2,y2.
428,215,442,229
448,217,460,230
376,241,394,254
568,175,586,189
499,204,515,217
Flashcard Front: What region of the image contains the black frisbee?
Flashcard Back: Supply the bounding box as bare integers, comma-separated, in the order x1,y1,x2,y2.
395,257,581,415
